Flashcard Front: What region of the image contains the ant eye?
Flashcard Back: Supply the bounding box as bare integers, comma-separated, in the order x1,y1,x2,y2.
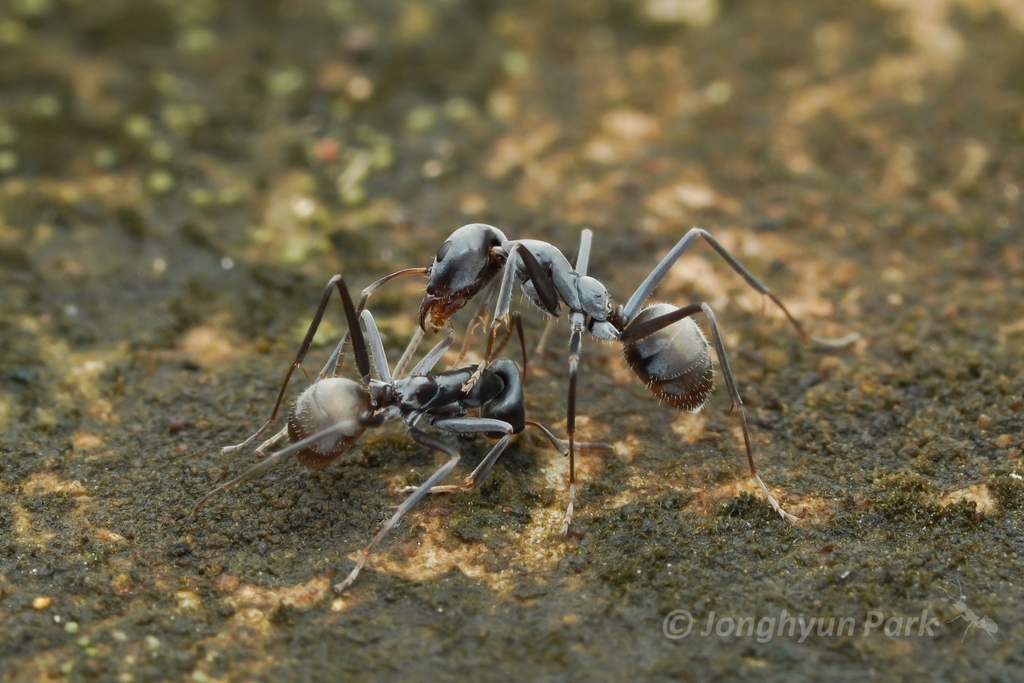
435,240,452,263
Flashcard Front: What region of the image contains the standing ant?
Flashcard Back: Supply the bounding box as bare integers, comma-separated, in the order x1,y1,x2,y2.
189,276,572,593
415,225,856,531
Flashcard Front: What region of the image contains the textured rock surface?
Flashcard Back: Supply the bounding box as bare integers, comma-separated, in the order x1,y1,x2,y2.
1,1,1022,680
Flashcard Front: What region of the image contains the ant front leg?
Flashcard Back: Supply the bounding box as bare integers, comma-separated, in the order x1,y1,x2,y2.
487,313,527,378
463,243,558,392
452,278,498,367
391,327,424,380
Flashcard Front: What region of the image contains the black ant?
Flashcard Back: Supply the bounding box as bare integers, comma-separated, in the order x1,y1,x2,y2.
415,224,856,531
189,276,573,593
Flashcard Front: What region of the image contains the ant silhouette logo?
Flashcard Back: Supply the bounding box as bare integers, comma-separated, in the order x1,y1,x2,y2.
940,580,999,643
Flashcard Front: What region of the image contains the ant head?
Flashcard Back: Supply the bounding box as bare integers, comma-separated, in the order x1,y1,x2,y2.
420,224,508,330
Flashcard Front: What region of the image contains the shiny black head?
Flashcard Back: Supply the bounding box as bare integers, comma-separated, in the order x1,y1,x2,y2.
419,224,508,330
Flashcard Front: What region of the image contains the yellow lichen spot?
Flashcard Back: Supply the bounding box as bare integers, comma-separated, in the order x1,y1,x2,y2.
23,472,88,496
88,399,117,423
398,0,435,41
111,574,133,596
939,484,997,513
643,0,719,27
72,432,104,451
33,596,52,610
92,527,125,544
233,608,271,635
671,412,708,444
459,192,487,215
176,591,202,611
613,436,642,462
0,393,12,430
600,107,662,143
225,574,332,616
180,319,242,368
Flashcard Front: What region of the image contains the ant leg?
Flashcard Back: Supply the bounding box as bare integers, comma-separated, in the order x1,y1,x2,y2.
512,313,527,378
190,417,380,523
359,310,393,383
222,275,362,455
523,421,611,455
488,313,526,372
620,302,797,522
453,279,498,367
530,318,556,360
487,323,515,359
621,228,808,337
575,228,593,276
332,267,430,376
526,421,568,455
391,327,424,379
557,228,596,534
334,426,461,593
561,312,585,535
408,335,455,377
252,426,289,457
398,417,514,494
458,250,516,392
485,243,523,340
622,230,857,345
464,243,558,393
317,334,351,381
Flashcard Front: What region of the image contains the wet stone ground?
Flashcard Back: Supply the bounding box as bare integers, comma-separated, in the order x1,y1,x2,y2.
1,0,1024,681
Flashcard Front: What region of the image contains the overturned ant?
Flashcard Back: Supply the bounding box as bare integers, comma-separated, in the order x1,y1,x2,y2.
189,276,573,593
416,224,857,531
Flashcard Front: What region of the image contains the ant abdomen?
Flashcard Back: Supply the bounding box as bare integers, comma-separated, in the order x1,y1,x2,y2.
479,358,527,436
287,378,374,468
621,303,714,413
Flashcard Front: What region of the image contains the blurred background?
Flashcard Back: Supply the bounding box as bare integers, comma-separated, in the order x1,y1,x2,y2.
1,0,1022,680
